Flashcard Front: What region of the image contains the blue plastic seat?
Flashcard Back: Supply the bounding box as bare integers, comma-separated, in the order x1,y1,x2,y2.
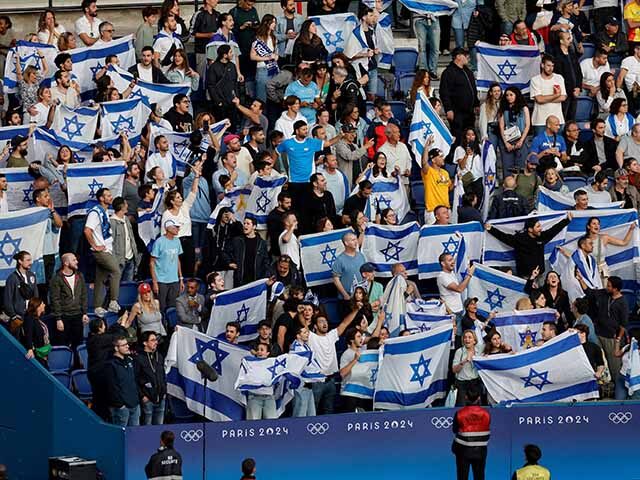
76,344,88,369
575,96,595,122
118,281,139,308
165,307,178,329
319,298,340,326
389,101,407,124
393,47,419,75
52,371,72,389
48,346,74,373
71,369,93,401
396,72,416,95
562,176,588,192
580,43,595,61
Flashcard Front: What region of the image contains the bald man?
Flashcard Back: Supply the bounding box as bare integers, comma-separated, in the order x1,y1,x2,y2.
487,176,529,220
49,253,90,349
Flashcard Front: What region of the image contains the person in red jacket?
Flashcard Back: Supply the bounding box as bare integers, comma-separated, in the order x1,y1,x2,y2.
451,385,491,480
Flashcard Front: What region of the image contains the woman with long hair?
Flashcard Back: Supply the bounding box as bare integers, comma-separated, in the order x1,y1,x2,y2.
313,61,330,102
25,86,53,126
21,298,50,368
315,216,334,232
453,127,484,204
479,82,502,145
604,97,635,141
596,72,626,117
498,86,530,174
127,283,165,337
409,69,433,106
251,14,279,102
482,329,512,355
452,329,483,406
541,167,569,193
584,217,635,284
379,208,397,225
57,32,77,51
336,103,368,146
291,19,328,66
166,48,200,92
37,9,66,46
15,57,48,115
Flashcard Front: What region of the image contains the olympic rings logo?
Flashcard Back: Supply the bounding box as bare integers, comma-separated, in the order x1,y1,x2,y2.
180,429,204,442
431,416,453,429
608,412,633,424
306,422,330,435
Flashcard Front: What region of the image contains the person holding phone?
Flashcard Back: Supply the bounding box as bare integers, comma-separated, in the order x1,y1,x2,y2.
453,127,485,204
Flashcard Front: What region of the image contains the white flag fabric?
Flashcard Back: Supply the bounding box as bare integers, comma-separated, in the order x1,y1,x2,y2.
450,174,465,224
299,227,349,287
351,170,410,221
363,0,393,8
474,331,600,404
138,187,164,252
467,263,527,315
0,167,67,215
362,222,419,277
481,141,497,221
148,123,191,177
68,35,136,99
380,274,408,336
165,326,247,421
2,40,58,94
100,97,151,139
398,0,457,15
290,339,325,383
625,338,640,396
0,126,29,163
405,310,453,334
206,187,251,229
373,324,453,410
418,221,484,279
376,13,394,70
407,299,448,316
107,64,190,113
536,185,624,211
492,308,557,352
344,23,371,76
66,161,126,218
206,279,269,342
244,174,287,230
310,13,358,56
476,42,541,94
483,212,567,268
235,351,310,393
342,350,379,400
51,104,100,143
409,89,454,161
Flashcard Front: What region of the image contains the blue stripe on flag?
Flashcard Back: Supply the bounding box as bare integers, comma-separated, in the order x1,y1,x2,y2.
300,228,350,247
66,165,127,177
374,261,419,273
476,45,540,57
477,80,531,90
505,380,599,405
366,223,419,239
474,266,526,291
215,282,266,306
71,39,132,63
384,328,452,355
374,379,447,405
0,208,51,229
101,98,142,113
342,384,374,397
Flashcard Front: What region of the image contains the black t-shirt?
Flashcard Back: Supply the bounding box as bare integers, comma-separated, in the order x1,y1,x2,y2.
613,189,634,210
364,28,377,70
267,208,287,255
163,108,193,133
343,193,367,217
192,8,220,53
274,312,296,353
582,341,604,370
243,236,258,283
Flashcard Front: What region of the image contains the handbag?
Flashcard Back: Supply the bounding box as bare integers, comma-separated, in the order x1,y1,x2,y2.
35,343,52,359
461,171,475,187
444,387,458,408
504,124,522,144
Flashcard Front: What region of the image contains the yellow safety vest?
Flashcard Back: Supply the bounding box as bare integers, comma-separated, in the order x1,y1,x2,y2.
516,464,551,480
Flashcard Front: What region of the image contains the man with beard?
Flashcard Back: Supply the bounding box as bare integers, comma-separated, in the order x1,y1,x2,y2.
146,135,177,180
75,0,102,47
7,135,28,168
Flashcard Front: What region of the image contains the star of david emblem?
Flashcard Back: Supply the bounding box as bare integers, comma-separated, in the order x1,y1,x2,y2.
369,367,378,384
267,357,287,379
130,88,150,104
87,178,104,199
89,61,104,78
0,232,22,265
153,212,162,229
255,191,270,213
521,368,552,391
497,59,518,81
409,354,432,387
323,30,343,48
418,323,431,333
172,139,190,158
236,303,250,323
61,115,86,141
380,240,404,262
485,287,506,310
13,50,41,74
484,167,496,187
320,244,337,267
22,184,35,206
441,236,460,255
518,328,537,349
189,338,230,375
421,121,434,138
377,195,392,210
72,152,84,163
110,114,134,133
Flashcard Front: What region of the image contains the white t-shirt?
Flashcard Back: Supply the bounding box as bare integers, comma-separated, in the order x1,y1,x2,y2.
530,73,566,126
85,208,114,253
579,58,610,88
621,55,640,92
74,15,102,47
453,146,484,181
584,185,613,204
339,348,357,383
0,193,7,214
135,64,154,83
437,270,463,313
37,25,66,46
235,147,253,179
51,86,80,109
378,141,412,185
152,31,184,66
278,229,300,268
24,102,49,126
146,151,175,179
308,329,340,376
161,190,196,237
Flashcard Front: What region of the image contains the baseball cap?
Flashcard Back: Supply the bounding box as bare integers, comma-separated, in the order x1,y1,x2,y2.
526,152,539,165
606,16,620,25
138,283,151,294
463,297,479,309
359,262,375,273
223,134,240,145
428,148,443,160
615,168,629,179
10,135,28,148
164,219,181,229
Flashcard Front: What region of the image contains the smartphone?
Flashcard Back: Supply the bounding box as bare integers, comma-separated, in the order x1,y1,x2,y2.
203,120,210,130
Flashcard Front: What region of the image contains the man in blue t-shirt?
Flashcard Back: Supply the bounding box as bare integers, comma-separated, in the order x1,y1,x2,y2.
332,231,366,302
151,219,184,312
276,120,344,206
530,115,568,171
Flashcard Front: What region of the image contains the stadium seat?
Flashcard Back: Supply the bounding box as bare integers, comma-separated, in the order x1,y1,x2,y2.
86,285,95,313
118,281,139,308
376,79,387,99
71,369,93,401
562,176,588,191
411,181,425,209
396,72,415,95
168,396,196,421
195,278,206,295
52,371,72,390
393,47,419,75
578,128,593,143
389,101,407,124
320,298,340,326
103,312,119,327
575,96,595,123
77,344,88,369
48,346,74,373
165,307,178,329
580,43,595,61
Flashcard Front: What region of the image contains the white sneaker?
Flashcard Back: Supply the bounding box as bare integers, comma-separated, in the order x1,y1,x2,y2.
94,307,107,317
108,301,121,313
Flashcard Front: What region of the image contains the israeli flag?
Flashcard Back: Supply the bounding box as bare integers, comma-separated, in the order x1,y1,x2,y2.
299,227,350,287
100,97,151,139
407,299,448,315
380,274,408,336
244,174,287,230
148,123,191,176
207,187,251,229
290,339,325,383
409,89,454,161
373,324,453,410
66,161,126,218
450,174,465,224
474,331,600,404
476,42,541,94
467,263,527,316
2,40,58,93
537,185,624,212
342,350,380,400
165,326,247,421
235,351,310,393
351,170,410,221
68,35,136,99
138,187,164,252
206,279,269,342
0,167,67,214
483,212,568,268
51,104,100,143
376,13,394,70
481,141,497,221
107,64,190,113
405,310,453,334
344,23,372,76
0,126,30,163
418,221,484,279
363,0,393,8
492,308,557,352
310,13,358,56
362,222,419,277
206,30,241,60
625,338,640,396
398,0,457,16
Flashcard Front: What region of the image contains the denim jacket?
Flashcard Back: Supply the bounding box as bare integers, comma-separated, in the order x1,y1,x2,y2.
275,14,304,56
